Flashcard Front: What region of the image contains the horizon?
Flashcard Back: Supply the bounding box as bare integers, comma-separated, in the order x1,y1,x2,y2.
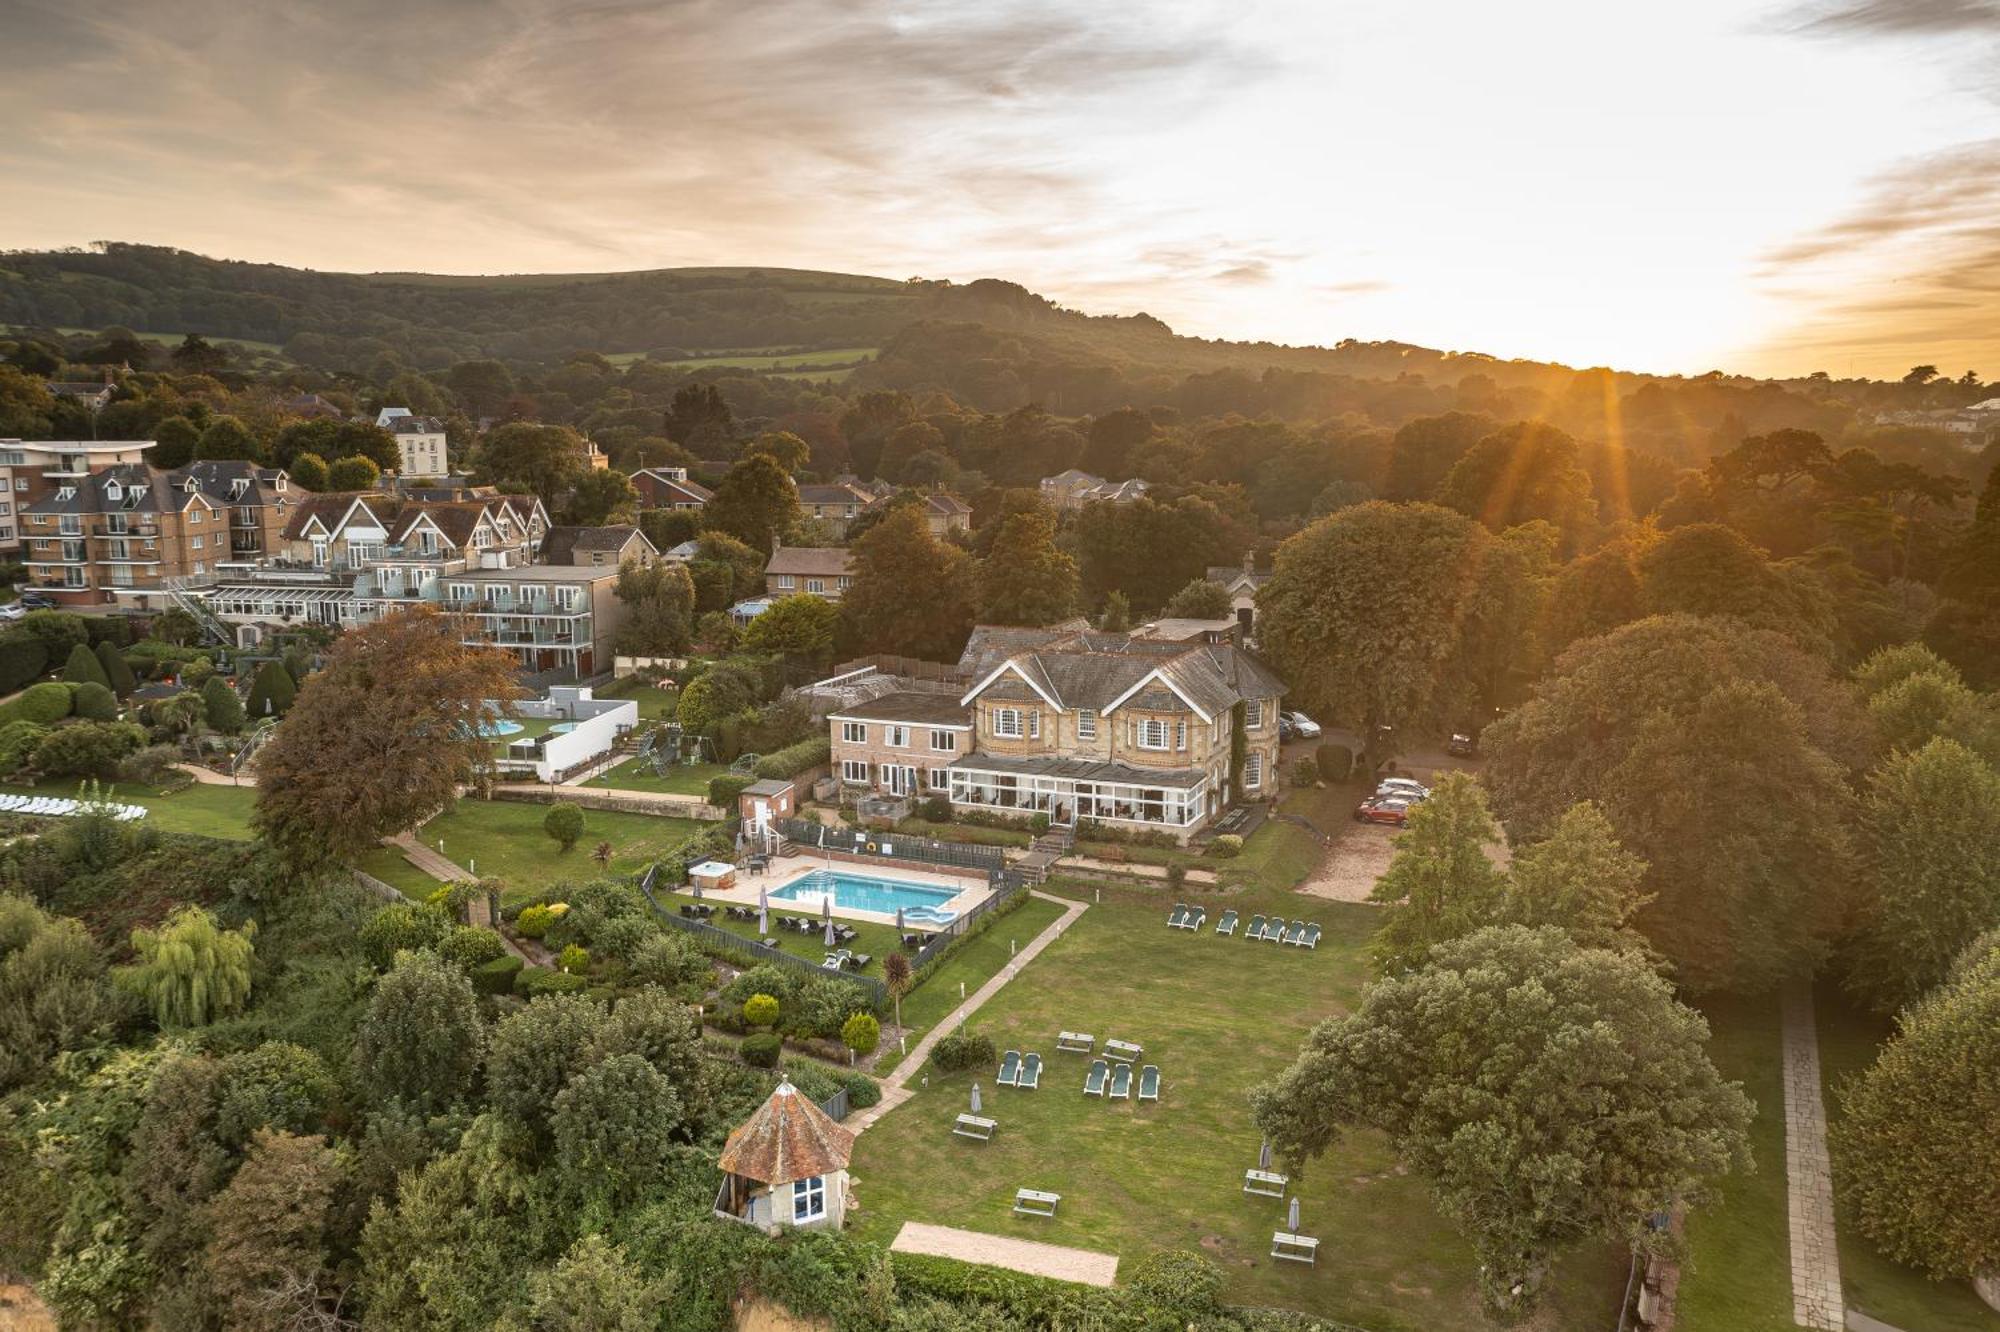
5,1,2000,381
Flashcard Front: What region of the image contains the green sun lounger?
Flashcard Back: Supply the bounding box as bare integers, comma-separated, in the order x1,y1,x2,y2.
1215,909,1238,936
1297,922,1322,949
1268,918,1291,943
1108,1063,1133,1099
997,1049,1021,1087
1282,920,1307,945
1244,914,1267,940
1019,1053,1042,1090
1138,1064,1160,1102
1166,904,1189,929
1083,1058,1108,1096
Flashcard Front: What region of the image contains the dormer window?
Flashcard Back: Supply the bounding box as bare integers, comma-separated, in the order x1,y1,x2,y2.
56,486,75,502
230,479,248,498
104,481,121,502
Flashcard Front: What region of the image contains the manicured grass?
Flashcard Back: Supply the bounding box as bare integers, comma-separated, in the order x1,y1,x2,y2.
596,680,680,720
661,887,905,978
583,758,725,797
875,894,1069,1075
1675,995,1793,1332
0,780,259,841
1816,987,2000,1332
848,884,1624,1330
352,845,440,901
1233,783,1357,892
399,798,711,907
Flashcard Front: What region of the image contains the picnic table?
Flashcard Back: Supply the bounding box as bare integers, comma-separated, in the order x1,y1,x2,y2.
1013,1188,1061,1217
1243,1169,1289,1197
1103,1038,1143,1063
1271,1231,1320,1265
1056,1031,1094,1053
953,1114,997,1141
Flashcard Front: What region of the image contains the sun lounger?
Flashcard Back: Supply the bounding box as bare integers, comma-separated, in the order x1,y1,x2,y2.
1166,903,1190,929
1019,1053,1042,1090
846,953,872,971
1185,908,1206,931
1083,1058,1108,1096
1056,1031,1094,1054
1138,1064,1160,1101
996,1049,1021,1087
1267,918,1290,943
1282,920,1306,945
1108,1063,1132,1099
1103,1038,1142,1063
1296,923,1321,950
1215,909,1238,936
1013,1188,1060,1217
953,1114,997,1141
1243,1168,1288,1197
1244,914,1267,940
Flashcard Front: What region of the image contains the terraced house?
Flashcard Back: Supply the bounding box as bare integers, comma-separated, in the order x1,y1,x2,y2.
829,626,1284,838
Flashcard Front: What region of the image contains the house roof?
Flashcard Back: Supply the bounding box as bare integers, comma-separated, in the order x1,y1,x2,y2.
279,492,387,542
633,468,713,502
767,546,853,578
742,778,794,797
957,627,1283,717
717,1079,853,1185
387,415,446,435
797,483,872,507
540,524,652,564
46,381,113,398
25,459,296,518
948,751,1209,789
1042,469,1102,486
829,692,973,728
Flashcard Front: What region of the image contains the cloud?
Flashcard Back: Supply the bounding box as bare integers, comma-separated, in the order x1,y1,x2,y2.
1781,0,2000,36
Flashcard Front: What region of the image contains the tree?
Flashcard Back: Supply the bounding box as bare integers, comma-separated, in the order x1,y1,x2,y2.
1098,590,1131,632
326,454,380,491
840,506,977,662
1845,739,2000,1012
245,658,296,719
253,608,520,863
544,802,585,851
1082,406,1156,478
1832,933,2000,1279
479,422,586,502
1503,801,1654,956
1257,502,1496,767
1435,421,1597,552
1541,539,1642,657
739,593,839,663
589,986,711,1133
0,901,127,1090
169,333,228,373
561,468,641,526
705,453,800,554
841,1011,880,1060
119,906,256,1027
609,559,695,657
487,993,607,1143
446,359,516,418
202,1130,346,1332
354,949,483,1114
61,641,110,687
34,719,144,777
1162,578,1232,621
1367,772,1505,972
744,429,810,473
1074,495,1229,615
200,674,245,733
976,508,1078,627
0,634,48,692
551,1053,681,1199
287,450,330,491
1252,926,1751,1319
1382,411,1497,502
197,416,263,462
663,383,734,452
524,1234,676,1332
94,640,136,696
1636,522,1820,642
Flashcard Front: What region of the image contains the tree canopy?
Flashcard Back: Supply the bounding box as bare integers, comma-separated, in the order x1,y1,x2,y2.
839,506,976,663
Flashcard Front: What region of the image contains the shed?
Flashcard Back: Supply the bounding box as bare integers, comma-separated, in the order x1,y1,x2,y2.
714,1078,855,1231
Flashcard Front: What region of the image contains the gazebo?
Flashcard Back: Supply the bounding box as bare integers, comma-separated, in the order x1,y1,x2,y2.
713,1077,855,1232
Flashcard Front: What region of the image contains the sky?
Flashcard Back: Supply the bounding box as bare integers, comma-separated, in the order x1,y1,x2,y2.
3,0,1998,380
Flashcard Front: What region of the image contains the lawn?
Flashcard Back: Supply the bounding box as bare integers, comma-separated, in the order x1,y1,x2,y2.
660,346,876,371
583,758,725,797
596,679,681,720
848,883,1624,1331
659,886,904,979
0,780,259,841
486,715,568,759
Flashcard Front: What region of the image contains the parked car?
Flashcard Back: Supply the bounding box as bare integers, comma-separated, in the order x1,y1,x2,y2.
1376,777,1430,800
1354,795,1413,826
0,604,23,622
1283,710,1321,739
1447,732,1477,757
16,590,55,610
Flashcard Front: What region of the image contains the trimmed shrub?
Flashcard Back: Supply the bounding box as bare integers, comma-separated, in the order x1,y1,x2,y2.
742,993,779,1028
245,659,296,720
557,943,589,974
15,681,72,724
201,675,245,733
740,1031,782,1067
708,771,753,808
1029,812,1050,833
1207,834,1243,859
71,681,118,722
515,904,557,938
1164,862,1187,892
0,720,49,776
1316,742,1354,783
439,925,506,970
930,1028,996,1073
841,1012,880,1057
919,794,951,823
95,641,137,697
33,721,144,778
752,736,831,780
516,966,589,998
358,902,452,970
1125,1250,1225,1321
628,932,707,989
0,635,47,693
543,802,585,851
1291,754,1320,787
60,642,109,688
471,954,524,994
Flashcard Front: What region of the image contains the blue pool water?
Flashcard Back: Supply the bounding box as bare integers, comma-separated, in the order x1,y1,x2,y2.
474,719,525,738
548,722,578,734
771,869,960,923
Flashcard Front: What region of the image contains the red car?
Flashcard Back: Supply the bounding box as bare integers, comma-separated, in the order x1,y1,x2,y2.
1354,795,1413,827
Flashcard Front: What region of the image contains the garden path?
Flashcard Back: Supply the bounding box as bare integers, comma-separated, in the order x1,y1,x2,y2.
888,1221,1118,1287
173,762,250,787
846,889,1086,1135
1782,981,1845,1331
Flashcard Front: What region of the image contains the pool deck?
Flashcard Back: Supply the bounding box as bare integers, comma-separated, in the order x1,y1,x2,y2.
687,854,993,927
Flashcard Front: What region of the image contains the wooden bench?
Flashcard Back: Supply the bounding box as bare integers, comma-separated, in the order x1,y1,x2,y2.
1056,1031,1094,1054
1270,1231,1320,1265
1013,1188,1061,1217
953,1114,997,1141
1103,1038,1143,1063
1243,1169,1289,1198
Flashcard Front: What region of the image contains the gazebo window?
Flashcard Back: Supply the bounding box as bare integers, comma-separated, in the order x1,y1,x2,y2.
793,1175,826,1223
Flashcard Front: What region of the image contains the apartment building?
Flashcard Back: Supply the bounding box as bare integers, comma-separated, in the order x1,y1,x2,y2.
439,565,627,679
829,626,1284,839
389,415,451,478
19,459,302,609
0,439,158,553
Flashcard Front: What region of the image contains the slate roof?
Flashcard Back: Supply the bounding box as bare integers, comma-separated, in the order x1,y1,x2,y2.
387,415,446,435
24,460,295,518
766,546,853,578
540,524,651,564
718,1079,853,1185
948,751,1208,789
633,468,713,502
797,483,871,508
959,627,1283,717
828,691,973,727
279,492,386,542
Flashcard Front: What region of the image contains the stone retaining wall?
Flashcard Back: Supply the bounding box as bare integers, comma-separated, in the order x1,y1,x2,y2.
485,785,724,821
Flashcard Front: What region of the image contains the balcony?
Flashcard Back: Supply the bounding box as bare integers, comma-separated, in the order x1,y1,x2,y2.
90,522,158,539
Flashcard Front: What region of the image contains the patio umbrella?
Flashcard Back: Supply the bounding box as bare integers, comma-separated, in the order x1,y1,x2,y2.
1259,1139,1272,1171
757,886,769,937
895,906,906,936
824,916,837,949
1287,1197,1300,1232
970,1082,982,1115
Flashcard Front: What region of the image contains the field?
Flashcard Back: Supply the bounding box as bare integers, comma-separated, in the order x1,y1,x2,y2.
24,324,286,354
849,884,1624,1331
0,780,259,840
660,346,876,370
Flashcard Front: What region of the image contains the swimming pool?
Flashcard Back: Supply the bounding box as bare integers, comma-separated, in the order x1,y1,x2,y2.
473,719,524,738
770,869,961,923
548,721,578,734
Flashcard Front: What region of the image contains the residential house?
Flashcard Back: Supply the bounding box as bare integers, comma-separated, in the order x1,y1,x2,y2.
1039,469,1151,511
765,543,854,600
439,564,627,679
630,466,713,509
20,460,302,608
1205,553,1270,640
280,393,345,421
829,626,1285,839
1873,397,2000,439
796,482,874,531
1130,617,1238,645
45,381,116,412
539,524,656,568
388,415,451,478
0,439,158,553
376,406,413,429
866,490,971,537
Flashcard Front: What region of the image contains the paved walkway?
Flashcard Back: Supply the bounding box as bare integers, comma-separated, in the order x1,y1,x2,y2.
387,832,471,882
1782,982,1845,1332
173,762,251,787
889,1221,1118,1287
847,889,1086,1134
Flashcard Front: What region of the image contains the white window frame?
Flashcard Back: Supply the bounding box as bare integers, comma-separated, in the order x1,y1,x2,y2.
805,578,825,594
841,721,867,744
928,729,956,753
840,759,869,783
793,1175,826,1223
992,708,1023,739
1028,711,1041,740
1175,720,1187,751
1245,699,1264,729
886,725,907,748
927,767,950,790
1076,709,1097,741
1136,718,1170,751
1244,753,1264,789
776,574,795,589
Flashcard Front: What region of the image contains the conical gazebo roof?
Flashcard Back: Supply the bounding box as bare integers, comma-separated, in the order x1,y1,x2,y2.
717,1077,855,1186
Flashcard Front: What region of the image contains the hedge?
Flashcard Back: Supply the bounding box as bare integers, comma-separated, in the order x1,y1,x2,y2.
740,1031,782,1067
516,966,588,998
751,736,830,781
13,682,72,725
708,771,754,807
471,954,524,994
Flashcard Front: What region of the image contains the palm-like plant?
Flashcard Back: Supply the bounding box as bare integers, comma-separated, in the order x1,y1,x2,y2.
882,951,913,1037
591,840,613,869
